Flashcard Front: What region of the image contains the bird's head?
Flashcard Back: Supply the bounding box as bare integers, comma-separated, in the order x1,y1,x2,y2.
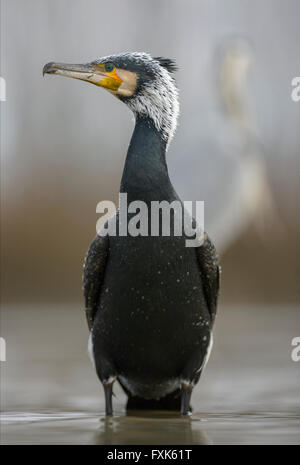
43,52,179,146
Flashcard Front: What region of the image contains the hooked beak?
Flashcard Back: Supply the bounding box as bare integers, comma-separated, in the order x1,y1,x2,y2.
43,61,122,91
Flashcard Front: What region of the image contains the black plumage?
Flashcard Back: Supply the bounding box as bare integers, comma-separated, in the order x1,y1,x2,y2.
44,52,220,416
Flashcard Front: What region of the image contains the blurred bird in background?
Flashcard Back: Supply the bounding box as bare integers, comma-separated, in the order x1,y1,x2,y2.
175,38,283,254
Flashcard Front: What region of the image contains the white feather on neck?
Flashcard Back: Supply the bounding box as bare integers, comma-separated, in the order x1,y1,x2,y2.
126,56,179,150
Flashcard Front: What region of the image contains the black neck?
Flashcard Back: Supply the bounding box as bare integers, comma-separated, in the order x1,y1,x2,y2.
120,115,175,202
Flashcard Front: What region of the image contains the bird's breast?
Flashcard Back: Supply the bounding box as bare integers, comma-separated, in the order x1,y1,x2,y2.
92,234,211,380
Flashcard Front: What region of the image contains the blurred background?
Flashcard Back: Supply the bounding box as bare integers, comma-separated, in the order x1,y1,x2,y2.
1,0,300,445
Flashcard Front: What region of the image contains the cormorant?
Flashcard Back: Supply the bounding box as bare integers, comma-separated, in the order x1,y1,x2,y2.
176,39,282,253
43,52,220,416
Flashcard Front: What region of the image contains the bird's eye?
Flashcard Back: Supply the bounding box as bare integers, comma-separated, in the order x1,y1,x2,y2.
105,63,115,73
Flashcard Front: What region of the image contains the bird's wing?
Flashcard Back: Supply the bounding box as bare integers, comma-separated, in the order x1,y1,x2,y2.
82,234,109,331
195,232,220,324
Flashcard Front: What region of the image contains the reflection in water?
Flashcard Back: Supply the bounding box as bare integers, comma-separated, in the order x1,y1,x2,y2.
2,410,300,445
93,411,211,445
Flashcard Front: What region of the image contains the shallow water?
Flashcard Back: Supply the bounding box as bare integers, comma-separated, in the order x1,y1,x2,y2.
2,410,300,445
1,304,300,444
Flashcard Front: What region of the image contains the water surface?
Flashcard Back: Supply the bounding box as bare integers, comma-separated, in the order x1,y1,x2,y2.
1,304,299,444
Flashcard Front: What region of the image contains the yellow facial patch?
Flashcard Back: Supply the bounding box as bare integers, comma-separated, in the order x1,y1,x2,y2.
94,65,137,97
100,69,123,91
91,64,122,92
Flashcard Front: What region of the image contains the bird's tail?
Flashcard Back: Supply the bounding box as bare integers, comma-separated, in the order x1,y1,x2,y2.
119,380,181,411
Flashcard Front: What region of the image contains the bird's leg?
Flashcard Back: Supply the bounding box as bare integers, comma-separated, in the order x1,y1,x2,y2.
103,379,115,416
180,382,193,415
